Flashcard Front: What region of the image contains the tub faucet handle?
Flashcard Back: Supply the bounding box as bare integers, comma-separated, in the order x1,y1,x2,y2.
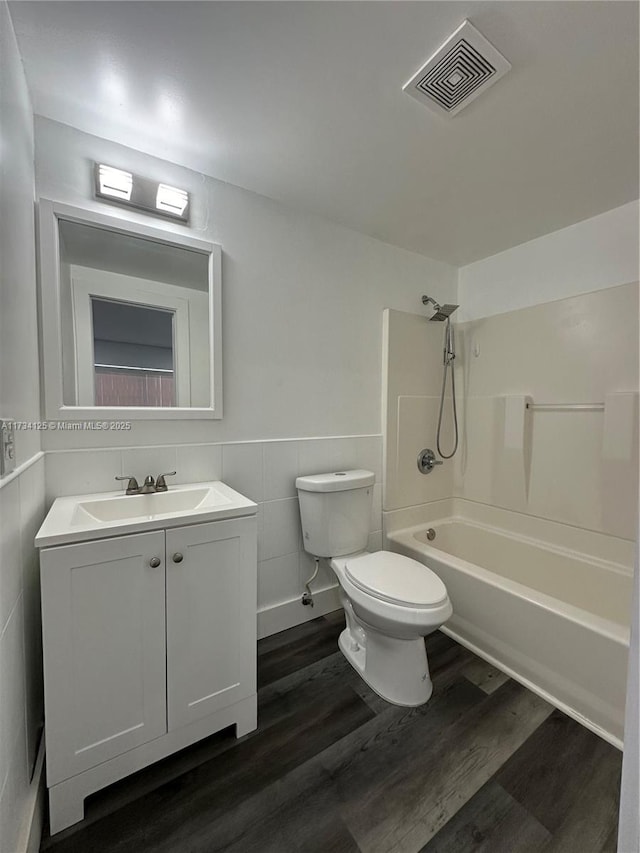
417,449,443,474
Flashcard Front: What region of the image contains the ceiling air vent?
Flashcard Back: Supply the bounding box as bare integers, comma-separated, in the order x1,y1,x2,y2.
403,20,511,117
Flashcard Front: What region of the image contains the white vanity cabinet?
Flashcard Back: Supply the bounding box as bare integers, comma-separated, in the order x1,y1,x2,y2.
39,511,257,834
41,530,168,783
165,520,257,730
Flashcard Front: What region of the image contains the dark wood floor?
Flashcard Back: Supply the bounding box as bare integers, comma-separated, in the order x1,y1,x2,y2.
41,611,622,853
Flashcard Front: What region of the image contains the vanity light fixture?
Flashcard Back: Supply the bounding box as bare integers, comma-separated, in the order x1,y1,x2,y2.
94,163,190,222
97,165,133,201
156,184,189,216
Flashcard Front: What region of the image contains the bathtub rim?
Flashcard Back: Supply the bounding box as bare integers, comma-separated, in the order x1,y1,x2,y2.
383,496,636,568
387,517,631,648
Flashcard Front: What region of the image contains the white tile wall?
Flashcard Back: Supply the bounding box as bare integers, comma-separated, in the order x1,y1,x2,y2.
299,551,336,593
0,480,22,634
175,444,222,486
263,441,299,500
121,446,179,487
0,718,31,853
261,498,301,562
367,531,383,552
0,601,26,792
258,553,300,609
0,455,46,853
44,436,384,618
18,459,46,772
371,483,382,531
221,443,264,503
355,435,384,483
45,448,124,502
298,439,334,478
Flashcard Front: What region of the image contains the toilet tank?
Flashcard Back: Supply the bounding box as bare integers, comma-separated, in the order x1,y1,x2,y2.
295,470,375,558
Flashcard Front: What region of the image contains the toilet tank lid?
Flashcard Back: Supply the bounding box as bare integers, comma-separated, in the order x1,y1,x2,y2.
295,469,375,492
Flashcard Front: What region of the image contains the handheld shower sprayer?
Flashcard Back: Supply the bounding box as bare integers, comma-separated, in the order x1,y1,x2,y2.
421,295,460,459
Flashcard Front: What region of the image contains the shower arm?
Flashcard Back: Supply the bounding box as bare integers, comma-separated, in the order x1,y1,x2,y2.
422,295,441,311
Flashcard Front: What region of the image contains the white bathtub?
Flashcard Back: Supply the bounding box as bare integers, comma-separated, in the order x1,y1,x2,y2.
387,510,633,747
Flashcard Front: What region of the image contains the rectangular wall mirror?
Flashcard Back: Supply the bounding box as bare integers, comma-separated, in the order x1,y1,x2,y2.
38,200,222,420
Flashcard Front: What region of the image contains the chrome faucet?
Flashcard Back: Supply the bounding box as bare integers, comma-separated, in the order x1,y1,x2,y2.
140,475,156,494
115,471,177,494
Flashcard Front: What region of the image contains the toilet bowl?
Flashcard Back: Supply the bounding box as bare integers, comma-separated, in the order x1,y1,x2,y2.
296,469,452,707
331,550,452,705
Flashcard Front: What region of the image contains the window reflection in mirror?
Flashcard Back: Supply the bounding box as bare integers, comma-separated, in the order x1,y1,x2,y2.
91,299,176,407
58,219,211,408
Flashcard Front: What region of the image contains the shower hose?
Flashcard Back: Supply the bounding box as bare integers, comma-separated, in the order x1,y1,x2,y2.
436,319,459,459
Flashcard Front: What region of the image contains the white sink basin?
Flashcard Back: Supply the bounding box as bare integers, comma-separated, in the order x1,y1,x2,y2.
74,487,216,523
36,481,257,547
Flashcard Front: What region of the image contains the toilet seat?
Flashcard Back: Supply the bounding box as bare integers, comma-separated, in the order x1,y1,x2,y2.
344,551,448,608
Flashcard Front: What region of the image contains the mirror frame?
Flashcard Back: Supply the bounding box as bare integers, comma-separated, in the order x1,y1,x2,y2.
38,199,222,420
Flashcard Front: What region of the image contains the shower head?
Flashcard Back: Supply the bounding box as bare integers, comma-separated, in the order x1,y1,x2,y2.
429,304,459,321
421,295,459,321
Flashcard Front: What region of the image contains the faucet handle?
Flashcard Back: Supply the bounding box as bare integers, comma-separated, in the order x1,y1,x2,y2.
115,475,140,495
155,471,177,492
416,449,443,474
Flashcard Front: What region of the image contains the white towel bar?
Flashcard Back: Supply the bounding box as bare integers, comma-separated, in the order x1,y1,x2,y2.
525,403,604,412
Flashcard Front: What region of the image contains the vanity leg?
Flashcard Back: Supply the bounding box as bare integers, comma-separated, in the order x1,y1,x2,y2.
234,695,258,739
48,781,86,835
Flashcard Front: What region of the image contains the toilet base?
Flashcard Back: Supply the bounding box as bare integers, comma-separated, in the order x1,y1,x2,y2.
338,626,433,707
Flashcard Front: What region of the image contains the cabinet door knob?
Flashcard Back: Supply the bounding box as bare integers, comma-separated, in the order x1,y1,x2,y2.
149,557,161,568
172,552,183,564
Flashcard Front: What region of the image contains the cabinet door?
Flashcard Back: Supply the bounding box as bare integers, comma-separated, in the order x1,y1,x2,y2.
40,531,167,785
166,517,257,730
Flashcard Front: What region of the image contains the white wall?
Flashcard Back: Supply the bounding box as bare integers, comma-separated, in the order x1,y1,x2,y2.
459,201,639,322
0,17,41,468
35,118,457,449
0,4,46,851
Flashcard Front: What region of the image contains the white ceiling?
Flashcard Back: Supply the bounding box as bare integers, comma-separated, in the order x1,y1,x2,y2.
10,1,639,265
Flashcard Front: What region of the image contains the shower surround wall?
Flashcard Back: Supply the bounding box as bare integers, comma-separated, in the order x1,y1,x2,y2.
453,282,638,541
34,117,457,638
384,202,639,545
384,295,638,539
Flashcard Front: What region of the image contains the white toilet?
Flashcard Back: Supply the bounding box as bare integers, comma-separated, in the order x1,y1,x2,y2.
296,469,452,706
